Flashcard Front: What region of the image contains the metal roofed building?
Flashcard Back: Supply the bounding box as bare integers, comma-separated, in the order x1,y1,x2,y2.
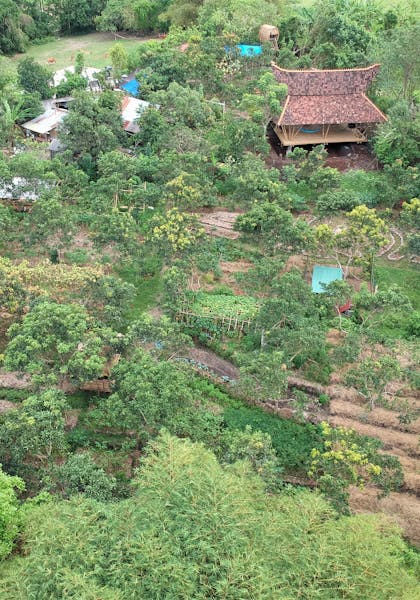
52,66,102,88
121,96,152,134
271,63,387,147
0,177,52,210
21,108,68,141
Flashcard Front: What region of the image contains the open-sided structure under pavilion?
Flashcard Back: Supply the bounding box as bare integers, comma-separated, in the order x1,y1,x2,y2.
271,63,387,148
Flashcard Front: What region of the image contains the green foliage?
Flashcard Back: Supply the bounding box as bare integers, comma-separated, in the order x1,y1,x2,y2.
374,23,420,101
309,421,383,513
316,189,361,214
83,275,136,328
17,57,52,99
5,300,107,386
59,90,124,160
223,405,321,474
229,154,288,207
374,101,420,166
235,203,313,254
401,198,420,229
146,207,205,256
92,349,196,444
306,0,381,68
3,434,419,598
198,0,282,38
55,71,87,97
345,354,402,411
237,350,288,403
109,43,128,77
217,425,282,490
46,452,117,501
191,291,259,320
0,465,24,560
58,0,104,33
256,271,327,367
240,72,287,132
0,389,68,475
152,82,216,129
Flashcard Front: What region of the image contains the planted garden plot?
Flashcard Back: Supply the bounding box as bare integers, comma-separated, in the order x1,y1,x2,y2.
177,292,259,334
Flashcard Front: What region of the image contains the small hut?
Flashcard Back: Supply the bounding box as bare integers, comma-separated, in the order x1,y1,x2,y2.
259,24,279,50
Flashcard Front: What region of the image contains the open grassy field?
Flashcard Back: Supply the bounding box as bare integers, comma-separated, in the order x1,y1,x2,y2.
12,32,157,72
376,259,420,311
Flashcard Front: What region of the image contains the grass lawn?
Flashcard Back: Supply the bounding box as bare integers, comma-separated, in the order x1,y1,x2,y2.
12,32,157,72
375,260,420,311
116,261,163,319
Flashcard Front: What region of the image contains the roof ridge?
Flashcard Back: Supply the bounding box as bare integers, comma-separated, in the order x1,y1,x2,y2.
361,92,388,122
271,62,381,74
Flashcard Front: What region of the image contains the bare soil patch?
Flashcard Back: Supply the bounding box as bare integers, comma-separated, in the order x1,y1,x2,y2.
0,400,17,413
266,140,379,173
349,486,420,546
329,415,420,457
0,370,30,389
196,210,242,239
185,347,239,380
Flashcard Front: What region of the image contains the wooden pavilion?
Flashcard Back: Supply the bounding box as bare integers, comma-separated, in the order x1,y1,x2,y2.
271,63,386,147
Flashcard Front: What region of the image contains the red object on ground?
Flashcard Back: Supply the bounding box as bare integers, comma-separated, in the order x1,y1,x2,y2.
338,300,352,313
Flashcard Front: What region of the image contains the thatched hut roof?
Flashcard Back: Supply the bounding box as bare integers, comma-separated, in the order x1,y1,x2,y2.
259,24,279,47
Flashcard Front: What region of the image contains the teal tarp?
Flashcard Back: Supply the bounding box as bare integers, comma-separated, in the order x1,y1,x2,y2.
311,265,343,293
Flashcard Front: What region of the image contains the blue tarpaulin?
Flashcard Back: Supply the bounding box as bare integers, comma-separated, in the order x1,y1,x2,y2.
237,44,262,56
311,265,343,293
121,79,139,96
225,45,262,57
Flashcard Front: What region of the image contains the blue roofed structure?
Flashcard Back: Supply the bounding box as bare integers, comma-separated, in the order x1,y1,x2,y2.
311,265,343,293
121,79,139,96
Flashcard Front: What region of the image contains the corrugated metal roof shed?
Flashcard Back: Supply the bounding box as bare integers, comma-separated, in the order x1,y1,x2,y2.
22,108,68,135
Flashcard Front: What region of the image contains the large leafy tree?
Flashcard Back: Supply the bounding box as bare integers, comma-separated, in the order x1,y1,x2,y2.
17,57,52,99
92,349,195,447
59,90,124,161
57,0,104,33
0,0,27,54
256,271,326,367
240,72,287,136
1,433,419,598
5,300,107,386
373,101,420,166
314,205,388,279
374,24,420,101
0,389,68,474
235,203,313,254
0,97,35,148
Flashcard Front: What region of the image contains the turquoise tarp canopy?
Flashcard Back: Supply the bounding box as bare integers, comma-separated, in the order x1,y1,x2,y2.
311,265,343,293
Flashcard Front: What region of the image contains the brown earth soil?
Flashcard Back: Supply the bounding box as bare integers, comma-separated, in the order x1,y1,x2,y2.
0,400,17,413
196,210,242,239
0,370,31,389
265,141,378,173
349,486,420,546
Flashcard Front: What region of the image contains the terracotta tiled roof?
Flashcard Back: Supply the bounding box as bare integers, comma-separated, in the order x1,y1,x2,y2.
272,63,386,126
